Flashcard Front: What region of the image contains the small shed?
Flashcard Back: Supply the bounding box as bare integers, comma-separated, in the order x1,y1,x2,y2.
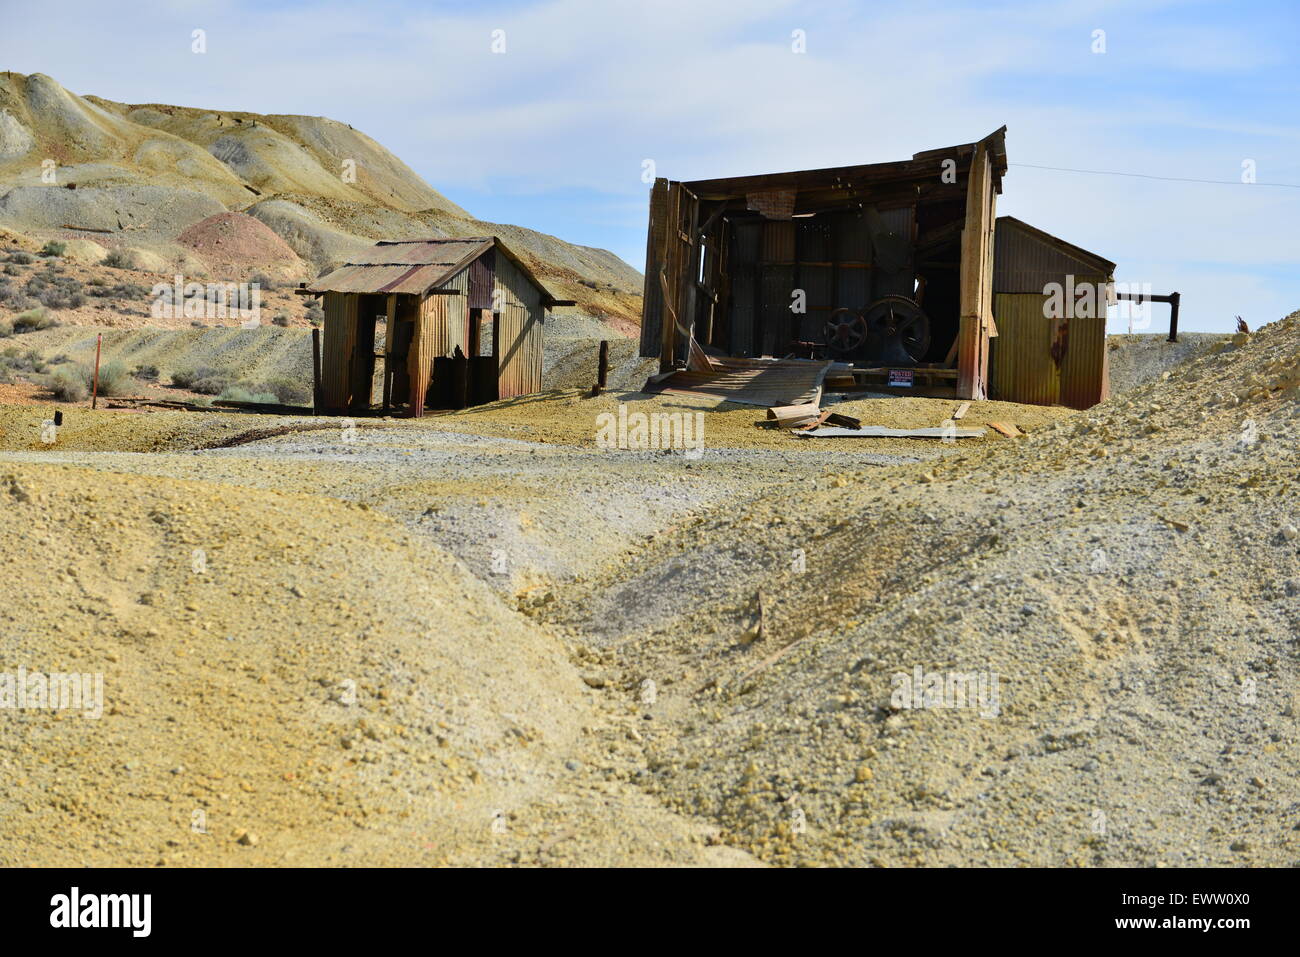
638,128,1008,400
302,237,570,416
988,217,1115,409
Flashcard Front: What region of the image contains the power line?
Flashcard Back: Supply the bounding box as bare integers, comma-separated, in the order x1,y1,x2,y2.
1010,162,1300,189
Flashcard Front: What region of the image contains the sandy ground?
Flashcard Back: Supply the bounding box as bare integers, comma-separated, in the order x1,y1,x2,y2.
0,313,1296,867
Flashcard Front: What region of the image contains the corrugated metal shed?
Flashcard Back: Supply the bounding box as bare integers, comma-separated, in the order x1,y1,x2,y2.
314,236,560,415
989,217,1114,409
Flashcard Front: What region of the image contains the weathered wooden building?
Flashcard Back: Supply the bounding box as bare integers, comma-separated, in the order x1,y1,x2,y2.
988,216,1115,410
639,128,1007,400
303,237,569,416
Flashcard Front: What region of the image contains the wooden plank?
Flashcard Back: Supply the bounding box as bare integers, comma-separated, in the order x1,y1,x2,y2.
795,425,986,439
987,421,1021,437
952,401,970,420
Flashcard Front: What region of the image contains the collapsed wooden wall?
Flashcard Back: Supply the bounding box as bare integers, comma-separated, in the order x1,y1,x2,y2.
956,136,998,400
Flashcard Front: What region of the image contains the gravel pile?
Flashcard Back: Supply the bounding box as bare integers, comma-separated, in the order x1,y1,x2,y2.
1,310,1293,866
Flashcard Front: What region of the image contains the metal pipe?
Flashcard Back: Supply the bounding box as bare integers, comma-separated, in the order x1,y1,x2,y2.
1115,291,1181,342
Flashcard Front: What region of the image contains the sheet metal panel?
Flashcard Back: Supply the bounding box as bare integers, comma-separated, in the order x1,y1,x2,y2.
348,239,490,266
833,212,872,262
762,221,795,263
728,263,757,356
646,357,833,407
798,265,832,340
468,248,496,310
797,219,832,262
308,263,440,295
760,265,794,355
994,219,1114,294
731,220,761,265
320,292,357,411
989,293,1059,405
308,239,493,294
1060,296,1109,409
835,267,869,309
494,255,544,398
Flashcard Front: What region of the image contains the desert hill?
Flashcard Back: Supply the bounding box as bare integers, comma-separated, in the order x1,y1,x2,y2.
0,72,642,325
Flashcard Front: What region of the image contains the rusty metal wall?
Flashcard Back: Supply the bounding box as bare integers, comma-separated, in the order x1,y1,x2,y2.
321,291,357,411
994,223,1110,294
494,254,544,398
1060,299,1110,409
989,293,1060,405
990,291,1109,408
411,271,470,415
468,248,496,310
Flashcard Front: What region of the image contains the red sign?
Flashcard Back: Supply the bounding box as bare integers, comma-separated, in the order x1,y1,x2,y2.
888,369,914,388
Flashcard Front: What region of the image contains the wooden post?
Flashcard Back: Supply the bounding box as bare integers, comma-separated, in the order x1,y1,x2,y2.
591,339,609,396
311,327,323,415
91,333,102,409
1167,291,1181,343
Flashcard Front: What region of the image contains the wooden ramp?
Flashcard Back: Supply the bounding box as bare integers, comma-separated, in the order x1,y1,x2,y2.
642,357,833,408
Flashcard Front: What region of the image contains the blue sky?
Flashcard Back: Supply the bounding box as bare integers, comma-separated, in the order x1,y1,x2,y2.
1,0,1297,331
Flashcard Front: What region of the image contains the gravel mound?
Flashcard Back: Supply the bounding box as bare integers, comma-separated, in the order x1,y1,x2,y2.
178,211,306,277
1107,332,1228,395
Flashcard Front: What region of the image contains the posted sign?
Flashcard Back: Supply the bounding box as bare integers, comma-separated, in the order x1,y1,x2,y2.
887,369,914,388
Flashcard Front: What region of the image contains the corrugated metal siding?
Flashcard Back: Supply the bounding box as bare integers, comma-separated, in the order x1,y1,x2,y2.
494,255,544,398
760,265,793,355
468,248,495,310
727,221,761,356
797,219,832,261
409,271,470,416
350,239,488,266
321,292,357,411
870,206,915,299
994,221,1111,294
989,290,1108,409
989,293,1060,405
836,268,868,309
729,262,756,356
799,265,832,340
833,212,872,262
1060,293,1109,409
762,221,795,262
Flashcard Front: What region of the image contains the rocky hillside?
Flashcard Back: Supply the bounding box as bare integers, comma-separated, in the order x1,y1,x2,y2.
0,72,642,326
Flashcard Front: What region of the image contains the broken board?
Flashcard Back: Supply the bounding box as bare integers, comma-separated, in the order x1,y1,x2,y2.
795,426,986,439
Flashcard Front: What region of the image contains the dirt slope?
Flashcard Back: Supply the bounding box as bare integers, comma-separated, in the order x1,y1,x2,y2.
535,313,1300,866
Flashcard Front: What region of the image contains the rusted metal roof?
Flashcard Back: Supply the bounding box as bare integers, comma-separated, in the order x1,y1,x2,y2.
305,237,564,302
642,357,834,407
347,238,492,267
